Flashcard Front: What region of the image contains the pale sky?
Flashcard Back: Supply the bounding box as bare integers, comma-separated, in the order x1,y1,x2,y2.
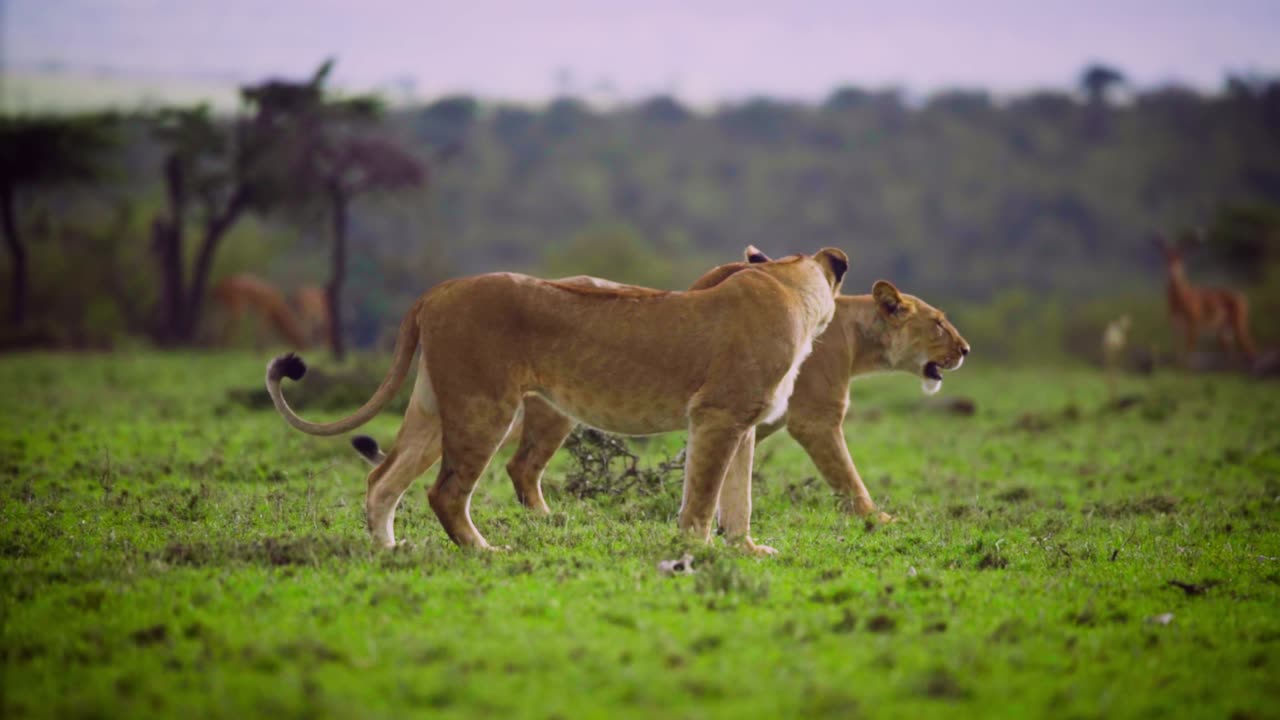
5,0,1279,104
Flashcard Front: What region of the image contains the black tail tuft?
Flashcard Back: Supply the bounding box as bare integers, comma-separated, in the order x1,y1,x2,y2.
351,435,381,462
269,353,308,382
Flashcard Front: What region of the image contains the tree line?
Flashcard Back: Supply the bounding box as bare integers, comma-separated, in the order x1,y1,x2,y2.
2,63,1279,357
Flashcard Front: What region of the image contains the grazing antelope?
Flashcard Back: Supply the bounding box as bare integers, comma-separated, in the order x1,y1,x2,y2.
210,273,310,350
1154,233,1256,362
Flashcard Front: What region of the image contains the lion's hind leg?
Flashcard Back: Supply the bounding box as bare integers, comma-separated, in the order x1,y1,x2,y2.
428,396,522,549
365,402,442,548
505,395,574,514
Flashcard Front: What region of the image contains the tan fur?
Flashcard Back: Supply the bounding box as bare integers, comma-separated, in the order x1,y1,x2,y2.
266,249,848,553
356,260,969,550
1157,238,1256,359
291,286,331,349
503,274,968,541
744,283,968,531
211,274,309,350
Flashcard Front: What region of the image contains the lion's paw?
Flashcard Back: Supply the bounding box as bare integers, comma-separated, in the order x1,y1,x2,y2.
849,501,896,525
736,538,778,557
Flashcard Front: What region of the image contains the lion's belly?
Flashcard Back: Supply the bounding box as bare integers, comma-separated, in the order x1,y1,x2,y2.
538,386,686,436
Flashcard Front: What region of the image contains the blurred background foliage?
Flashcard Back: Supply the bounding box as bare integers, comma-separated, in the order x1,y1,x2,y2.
2,64,1279,362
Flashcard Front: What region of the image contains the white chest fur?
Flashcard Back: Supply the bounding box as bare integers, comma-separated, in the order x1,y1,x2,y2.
763,337,814,423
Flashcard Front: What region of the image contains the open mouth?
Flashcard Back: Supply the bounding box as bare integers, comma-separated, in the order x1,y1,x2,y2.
923,361,943,381
920,361,944,395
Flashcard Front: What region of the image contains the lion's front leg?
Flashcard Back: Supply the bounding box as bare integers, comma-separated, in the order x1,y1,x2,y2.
679,411,749,543
789,418,893,524
717,427,776,555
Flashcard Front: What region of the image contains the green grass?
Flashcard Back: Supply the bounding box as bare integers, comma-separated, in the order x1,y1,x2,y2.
2,352,1278,719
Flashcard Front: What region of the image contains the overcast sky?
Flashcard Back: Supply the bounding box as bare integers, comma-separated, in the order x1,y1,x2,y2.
5,0,1279,103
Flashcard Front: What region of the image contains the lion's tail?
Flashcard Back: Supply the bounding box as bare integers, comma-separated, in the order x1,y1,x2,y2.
265,299,422,436
351,435,387,465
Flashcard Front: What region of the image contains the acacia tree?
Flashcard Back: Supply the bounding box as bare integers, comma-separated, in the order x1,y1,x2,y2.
147,105,250,343
1080,64,1126,106
241,60,425,360
0,115,117,328
1079,63,1127,139
147,71,364,345
319,137,425,359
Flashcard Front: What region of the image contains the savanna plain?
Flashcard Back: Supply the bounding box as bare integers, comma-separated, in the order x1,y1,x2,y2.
2,352,1278,719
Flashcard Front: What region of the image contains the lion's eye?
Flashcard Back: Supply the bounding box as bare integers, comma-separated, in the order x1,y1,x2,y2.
935,321,944,335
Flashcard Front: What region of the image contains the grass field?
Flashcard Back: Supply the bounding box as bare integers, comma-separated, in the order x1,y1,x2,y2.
2,352,1278,719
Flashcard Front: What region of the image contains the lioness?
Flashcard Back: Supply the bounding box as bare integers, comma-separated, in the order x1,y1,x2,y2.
354,247,970,548
731,248,968,534
266,249,848,552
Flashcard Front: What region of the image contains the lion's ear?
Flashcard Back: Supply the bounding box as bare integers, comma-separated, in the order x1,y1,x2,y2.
873,280,910,320
814,247,849,289
744,245,771,264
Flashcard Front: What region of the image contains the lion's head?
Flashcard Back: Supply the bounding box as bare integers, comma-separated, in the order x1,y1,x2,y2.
743,247,967,394
870,280,969,394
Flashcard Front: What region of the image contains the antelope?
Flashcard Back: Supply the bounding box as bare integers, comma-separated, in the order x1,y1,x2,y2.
291,285,332,349
210,273,310,350
1102,314,1131,396
1154,233,1256,361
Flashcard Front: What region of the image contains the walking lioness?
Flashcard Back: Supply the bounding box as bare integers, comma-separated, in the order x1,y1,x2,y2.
738,248,969,529
266,249,848,552
352,247,970,549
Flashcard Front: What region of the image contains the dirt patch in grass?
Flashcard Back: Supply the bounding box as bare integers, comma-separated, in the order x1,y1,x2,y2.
831,608,858,634
277,638,349,665
1012,404,1081,433
128,624,169,647
1089,495,1179,518
159,535,371,567
917,668,970,700
995,486,1031,503
810,587,856,605
977,552,1009,570
865,614,897,634
989,619,1024,643
1167,579,1223,597
694,559,770,603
